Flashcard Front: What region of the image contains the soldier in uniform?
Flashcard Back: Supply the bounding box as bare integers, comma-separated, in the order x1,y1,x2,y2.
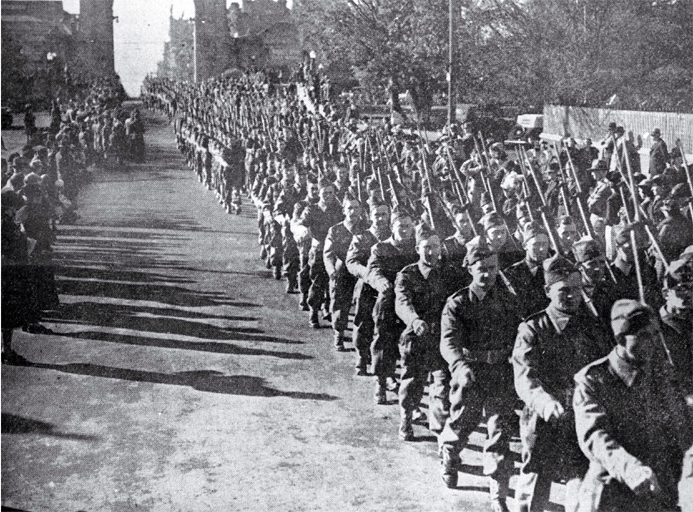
297,179,320,310
300,178,343,328
504,221,551,320
574,299,693,512
365,208,417,404
573,238,613,320
658,259,693,396
442,204,475,291
394,224,451,441
324,196,365,351
512,255,612,512
439,236,522,512
274,169,307,293
346,200,391,375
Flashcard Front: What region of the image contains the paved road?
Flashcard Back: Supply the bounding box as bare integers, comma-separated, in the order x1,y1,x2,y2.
2,109,567,512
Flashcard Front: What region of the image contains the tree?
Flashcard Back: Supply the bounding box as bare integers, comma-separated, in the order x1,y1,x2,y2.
1,31,33,109
294,0,451,123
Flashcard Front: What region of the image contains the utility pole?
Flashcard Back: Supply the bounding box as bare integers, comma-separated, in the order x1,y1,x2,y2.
447,0,457,126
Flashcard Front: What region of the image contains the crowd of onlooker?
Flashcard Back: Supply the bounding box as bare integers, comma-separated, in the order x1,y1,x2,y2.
1,77,145,364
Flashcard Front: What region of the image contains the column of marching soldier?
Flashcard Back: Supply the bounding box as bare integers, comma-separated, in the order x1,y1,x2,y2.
142,71,693,512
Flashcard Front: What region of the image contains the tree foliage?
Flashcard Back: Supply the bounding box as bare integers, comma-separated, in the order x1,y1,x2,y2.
294,0,693,112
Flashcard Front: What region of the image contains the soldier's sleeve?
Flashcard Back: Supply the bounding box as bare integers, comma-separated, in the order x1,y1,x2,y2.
346,235,369,281
323,227,338,277
365,244,391,294
394,268,420,328
573,370,649,491
512,321,556,414
439,295,467,372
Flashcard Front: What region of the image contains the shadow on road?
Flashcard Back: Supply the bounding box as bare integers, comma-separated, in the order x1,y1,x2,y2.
56,330,310,359
1,413,99,442
15,363,337,401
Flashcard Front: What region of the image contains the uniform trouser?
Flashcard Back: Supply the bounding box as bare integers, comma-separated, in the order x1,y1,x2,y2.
257,208,265,245
282,229,299,287
399,331,450,434
353,283,376,367
268,221,283,269
308,257,329,312
439,362,515,477
298,252,311,300
371,289,402,379
329,271,356,333
516,409,586,512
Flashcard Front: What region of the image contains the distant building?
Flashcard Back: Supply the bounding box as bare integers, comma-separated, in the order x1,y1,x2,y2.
158,0,302,82
1,0,77,72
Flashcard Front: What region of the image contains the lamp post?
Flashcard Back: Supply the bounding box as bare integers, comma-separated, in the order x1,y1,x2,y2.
447,0,457,126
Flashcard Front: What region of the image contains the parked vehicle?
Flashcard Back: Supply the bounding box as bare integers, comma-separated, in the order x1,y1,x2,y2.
505,114,543,147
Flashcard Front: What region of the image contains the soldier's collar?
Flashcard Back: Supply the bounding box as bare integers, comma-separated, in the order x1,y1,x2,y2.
608,348,639,387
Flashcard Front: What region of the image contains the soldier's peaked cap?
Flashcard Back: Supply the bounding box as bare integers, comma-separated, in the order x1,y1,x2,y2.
463,236,494,267
610,299,656,337
543,254,579,287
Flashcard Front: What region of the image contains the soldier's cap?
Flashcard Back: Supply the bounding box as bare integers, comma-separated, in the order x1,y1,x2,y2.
610,299,656,337
589,159,608,173
463,236,494,267
573,238,603,264
651,128,662,137
615,126,625,134
522,220,547,242
479,212,504,232
543,254,580,287
663,258,693,289
608,122,617,129
415,222,437,244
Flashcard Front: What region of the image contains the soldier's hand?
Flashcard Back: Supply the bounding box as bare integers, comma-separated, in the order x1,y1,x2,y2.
631,466,662,496
412,319,429,337
542,400,565,423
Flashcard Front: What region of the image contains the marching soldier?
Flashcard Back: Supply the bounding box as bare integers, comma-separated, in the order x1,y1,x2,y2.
365,208,417,404
512,255,612,512
574,299,693,512
323,196,366,350
394,224,451,441
346,200,391,375
442,204,474,291
658,259,693,396
300,178,343,328
503,221,551,320
439,236,522,512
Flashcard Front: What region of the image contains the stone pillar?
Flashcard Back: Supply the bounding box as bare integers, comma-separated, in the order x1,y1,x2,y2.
193,0,230,82
79,0,115,77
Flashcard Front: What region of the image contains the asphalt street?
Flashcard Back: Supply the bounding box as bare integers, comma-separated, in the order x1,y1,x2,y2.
1,108,566,512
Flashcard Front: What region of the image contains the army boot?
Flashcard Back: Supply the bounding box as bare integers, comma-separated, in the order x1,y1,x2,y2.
373,377,387,405
333,331,346,352
399,410,414,441
440,444,460,488
488,473,510,512
309,309,320,329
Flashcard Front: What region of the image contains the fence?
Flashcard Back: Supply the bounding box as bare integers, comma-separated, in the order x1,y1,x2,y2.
543,104,693,162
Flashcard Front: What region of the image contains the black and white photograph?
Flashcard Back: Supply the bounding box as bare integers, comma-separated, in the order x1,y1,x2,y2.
2,0,692,511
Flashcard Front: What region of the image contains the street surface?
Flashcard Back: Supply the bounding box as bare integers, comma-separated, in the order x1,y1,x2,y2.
2,108,566,512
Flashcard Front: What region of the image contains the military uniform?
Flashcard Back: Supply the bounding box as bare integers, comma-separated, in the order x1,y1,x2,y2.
512,302,612,512
365,238,417,399
439,278,521,503
324,219,365,347
301,199,344,326
503,258,549,320
395,260,451,438
441,234,471,291
574,342,692,511
346,226,391,373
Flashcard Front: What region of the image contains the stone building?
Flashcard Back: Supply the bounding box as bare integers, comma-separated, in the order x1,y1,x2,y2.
158,0,302,82
1,0,77,72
